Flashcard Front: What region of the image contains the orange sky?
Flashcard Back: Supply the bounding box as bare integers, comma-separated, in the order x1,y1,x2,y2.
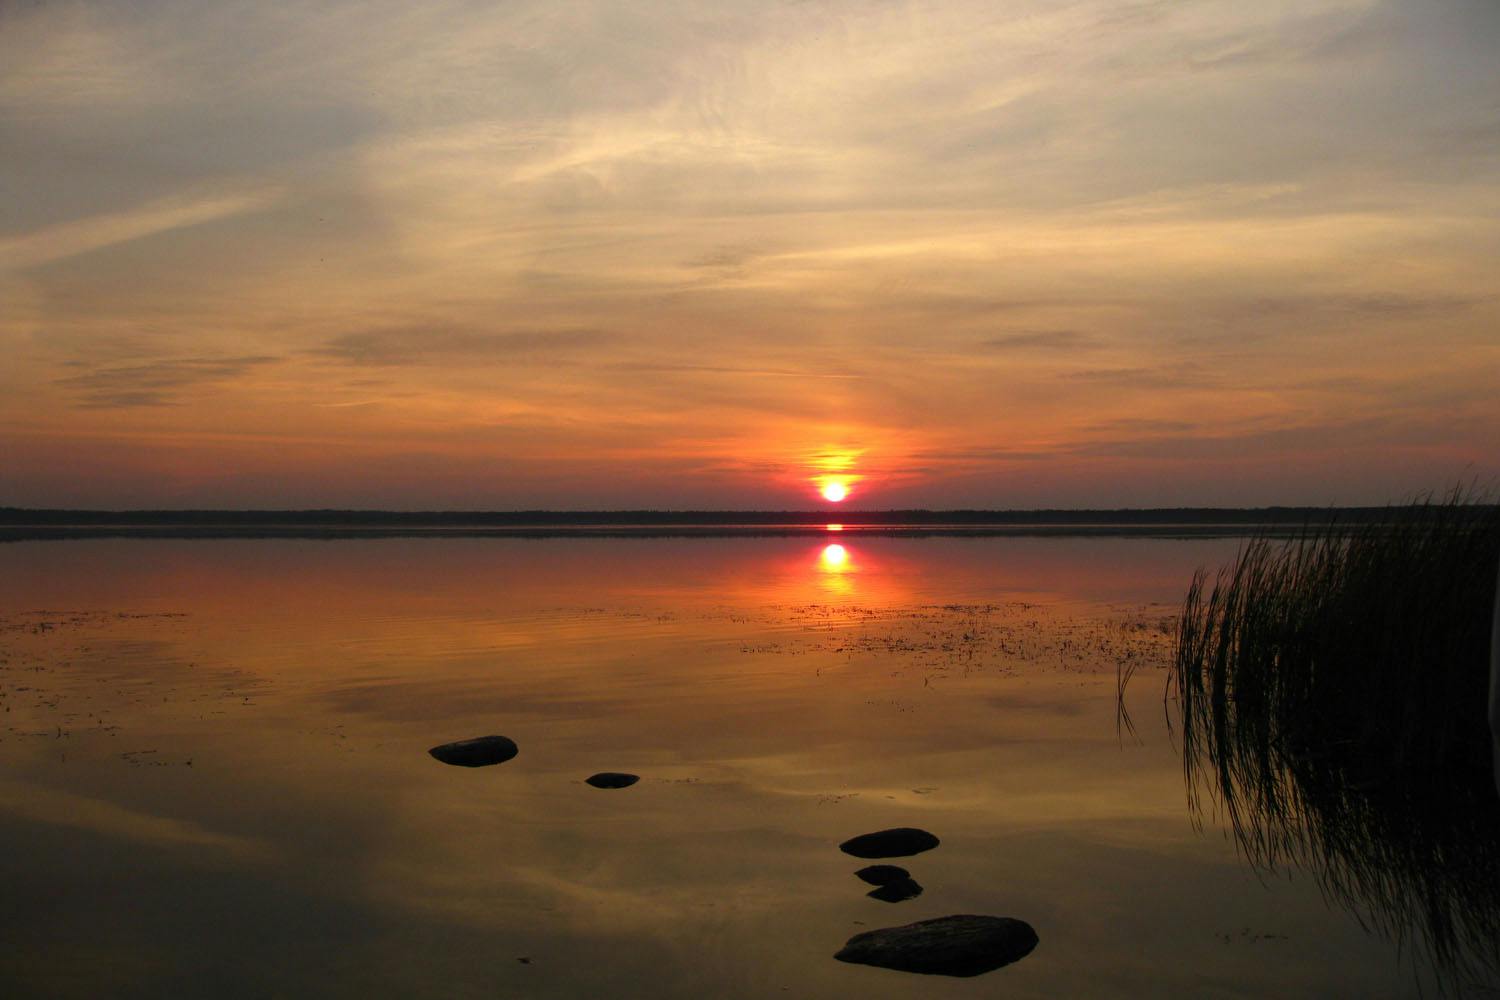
2,1,1497,508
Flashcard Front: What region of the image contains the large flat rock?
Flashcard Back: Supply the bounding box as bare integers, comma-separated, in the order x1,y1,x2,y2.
835,914,1038,977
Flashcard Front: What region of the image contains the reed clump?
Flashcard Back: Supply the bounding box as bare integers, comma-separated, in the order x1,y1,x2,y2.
1169,490,1500,987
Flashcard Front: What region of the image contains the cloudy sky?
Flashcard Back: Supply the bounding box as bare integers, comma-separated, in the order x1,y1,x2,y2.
2,0,1497,508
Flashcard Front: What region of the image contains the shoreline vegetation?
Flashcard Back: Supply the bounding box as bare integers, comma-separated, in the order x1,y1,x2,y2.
7,505,1491,541
1143,491,1500,988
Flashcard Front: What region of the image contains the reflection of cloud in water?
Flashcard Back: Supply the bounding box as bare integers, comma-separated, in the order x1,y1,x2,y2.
0,780,272,864
316,679,624,723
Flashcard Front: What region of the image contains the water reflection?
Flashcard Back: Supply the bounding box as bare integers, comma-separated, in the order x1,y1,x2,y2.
6,535,1454,998
1168,517,1500,992
818,542,854,597
1177,671,1500,990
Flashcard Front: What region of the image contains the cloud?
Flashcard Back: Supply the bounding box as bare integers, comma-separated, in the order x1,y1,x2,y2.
683,245,762,270
2,0,1498,506
1061,364,1220,390
1066,411,1495,462
1080,417,1200,435
680,244,769,281
607,362,862,380
0,187,282,268
1245,292,1490,319
57,355,280,408
313,328,612,366
982,330,1098,351
906,445,1063,464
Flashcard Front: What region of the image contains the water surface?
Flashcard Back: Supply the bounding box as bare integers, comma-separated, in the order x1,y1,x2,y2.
0,536,1478,997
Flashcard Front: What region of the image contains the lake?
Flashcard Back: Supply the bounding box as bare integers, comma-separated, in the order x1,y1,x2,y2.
0,533,1488,997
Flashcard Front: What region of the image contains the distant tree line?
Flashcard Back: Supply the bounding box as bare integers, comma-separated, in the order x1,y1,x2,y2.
0,506,1467,527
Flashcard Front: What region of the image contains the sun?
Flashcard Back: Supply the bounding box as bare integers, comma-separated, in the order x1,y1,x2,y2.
821,482,848,503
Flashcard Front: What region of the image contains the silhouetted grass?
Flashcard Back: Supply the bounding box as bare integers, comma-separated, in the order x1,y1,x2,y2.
1166,489,1500,989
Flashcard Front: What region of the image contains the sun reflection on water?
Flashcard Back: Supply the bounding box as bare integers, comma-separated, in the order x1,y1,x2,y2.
817,542,854,595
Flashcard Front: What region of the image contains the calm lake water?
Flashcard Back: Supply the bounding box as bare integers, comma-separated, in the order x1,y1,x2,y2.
0,535,1488,997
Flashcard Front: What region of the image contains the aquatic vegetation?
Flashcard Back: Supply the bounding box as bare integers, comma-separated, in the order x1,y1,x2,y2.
1166,490,1500,987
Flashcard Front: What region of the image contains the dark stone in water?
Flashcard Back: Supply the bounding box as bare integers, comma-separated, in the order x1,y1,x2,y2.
855,864,910,886
839,828,940,858
867,878,923,903
585,772,639,789
428,735,518,767
834,914,1038,977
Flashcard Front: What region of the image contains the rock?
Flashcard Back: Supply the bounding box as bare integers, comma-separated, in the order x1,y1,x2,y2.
585,772,639,789
428,735,518,767
855,864,910,886
867,878,923,903
834,914,1038,977
838,828,940,859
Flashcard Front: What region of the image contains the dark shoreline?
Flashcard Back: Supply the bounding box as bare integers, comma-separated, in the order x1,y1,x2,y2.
4,505,1477,541
0,524,1312,541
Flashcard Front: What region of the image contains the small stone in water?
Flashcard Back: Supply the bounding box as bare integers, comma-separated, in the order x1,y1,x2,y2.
855,865,910,886
585,772,639,789
839,828,940,859
867,878,924,903
428,735,519,767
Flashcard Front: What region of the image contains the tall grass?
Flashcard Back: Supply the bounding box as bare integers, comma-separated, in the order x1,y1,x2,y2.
1167,490,1500,988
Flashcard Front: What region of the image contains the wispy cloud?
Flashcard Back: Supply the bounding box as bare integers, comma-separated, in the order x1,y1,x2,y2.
0,779,272,862
1244,292,1491,319
0,187,282,268
607,362,863,380
313,328,611,366
982,330,1098,351
57,356,281,408
1061,364,1221,390
2,0,1498,505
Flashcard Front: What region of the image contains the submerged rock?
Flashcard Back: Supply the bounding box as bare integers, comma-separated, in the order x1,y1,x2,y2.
834,914,1038,977
867,878,924,903
855,864,910,886
585,772,639,789
839,828,940,859
428,735,519,767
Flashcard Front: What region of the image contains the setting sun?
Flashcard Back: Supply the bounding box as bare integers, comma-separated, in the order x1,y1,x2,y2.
821,482,848,503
